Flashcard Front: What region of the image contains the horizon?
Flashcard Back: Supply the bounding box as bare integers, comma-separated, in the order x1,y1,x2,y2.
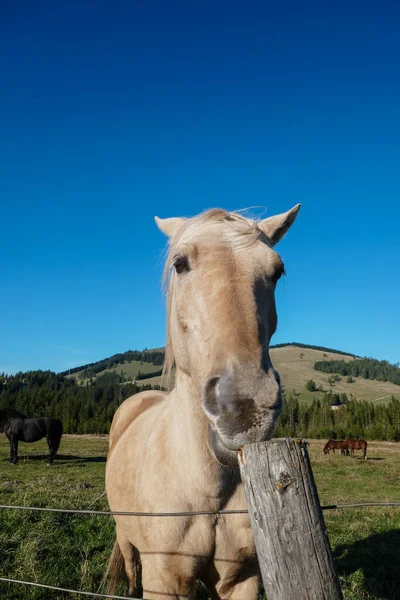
2,1,400,373
2,341,397,377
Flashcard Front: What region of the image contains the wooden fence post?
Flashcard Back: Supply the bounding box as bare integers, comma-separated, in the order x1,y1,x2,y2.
238,438,343,600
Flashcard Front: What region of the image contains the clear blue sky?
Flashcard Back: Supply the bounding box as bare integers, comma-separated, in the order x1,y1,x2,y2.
1,1,399,374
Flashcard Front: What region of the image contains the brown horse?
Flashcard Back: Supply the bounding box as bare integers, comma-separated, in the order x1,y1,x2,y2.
323,439,342,454
105,205,300,599
340,440,350,456
341,438,368,459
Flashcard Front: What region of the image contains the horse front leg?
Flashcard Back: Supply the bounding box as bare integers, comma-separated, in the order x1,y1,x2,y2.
219,574,260,600
46,438,55,465
208,559,260,600
9,438,18,464
140,554,198,600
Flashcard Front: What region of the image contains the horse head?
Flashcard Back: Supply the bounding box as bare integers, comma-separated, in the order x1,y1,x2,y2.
156,205,300,456
0,408,26,433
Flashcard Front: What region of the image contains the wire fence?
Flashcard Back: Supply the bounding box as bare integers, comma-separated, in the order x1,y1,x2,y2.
0,504,247,517
1,499,400,599
1,501,400,517
0,578,138,600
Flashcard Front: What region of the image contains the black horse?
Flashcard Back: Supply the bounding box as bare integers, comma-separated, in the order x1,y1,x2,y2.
0,408,63,465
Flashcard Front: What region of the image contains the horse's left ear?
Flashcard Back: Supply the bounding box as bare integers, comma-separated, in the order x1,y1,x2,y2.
154,216,186,238
258,204,301,245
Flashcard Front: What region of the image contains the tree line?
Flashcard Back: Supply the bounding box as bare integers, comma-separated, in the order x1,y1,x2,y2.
1,369,400,441
0,370,165,434
275,392,400,441
314,357,400,385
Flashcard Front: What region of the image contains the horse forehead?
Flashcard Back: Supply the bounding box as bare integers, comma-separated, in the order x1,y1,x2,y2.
176,222,277,265
177,215,252,242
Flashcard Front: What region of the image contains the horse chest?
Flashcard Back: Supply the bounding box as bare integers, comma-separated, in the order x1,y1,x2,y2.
136,511,255,567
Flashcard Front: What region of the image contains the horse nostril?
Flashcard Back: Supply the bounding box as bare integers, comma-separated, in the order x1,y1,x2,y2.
204,375,220,396
202,376,221,418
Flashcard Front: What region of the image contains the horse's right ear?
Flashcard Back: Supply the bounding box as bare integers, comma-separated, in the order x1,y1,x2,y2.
258,204,301,245
154,216,186,238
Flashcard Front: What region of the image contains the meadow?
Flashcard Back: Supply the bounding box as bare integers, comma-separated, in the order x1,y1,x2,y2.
0,436,399,600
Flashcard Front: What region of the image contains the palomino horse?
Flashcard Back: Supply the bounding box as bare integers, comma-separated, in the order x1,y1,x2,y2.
341,438,368,459
323,439,342,454
105,205,301,599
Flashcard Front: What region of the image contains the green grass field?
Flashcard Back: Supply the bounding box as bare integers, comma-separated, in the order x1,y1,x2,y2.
0,436,399,599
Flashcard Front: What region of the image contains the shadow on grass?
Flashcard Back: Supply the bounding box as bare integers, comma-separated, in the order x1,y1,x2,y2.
4,454,107,464
343,456,385,462
335,529,400,599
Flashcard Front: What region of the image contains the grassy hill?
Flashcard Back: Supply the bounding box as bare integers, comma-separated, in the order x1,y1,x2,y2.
94,360,161,381
69,344,400,405
66,359,162,385
269,345,400,404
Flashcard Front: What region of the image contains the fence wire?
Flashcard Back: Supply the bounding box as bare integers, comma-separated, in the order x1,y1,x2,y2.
0,501,400,517
1,500,399,599
0,504,248,516
0,577,138,599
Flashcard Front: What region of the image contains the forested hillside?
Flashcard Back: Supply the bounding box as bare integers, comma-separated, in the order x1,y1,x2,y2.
314,357,400,385
275,392,400,441
0,370,163,434
1,344,399,439
63,342,356,381
68,344,400,404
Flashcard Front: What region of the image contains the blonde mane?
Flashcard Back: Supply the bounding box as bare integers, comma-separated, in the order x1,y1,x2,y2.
162,209,268,387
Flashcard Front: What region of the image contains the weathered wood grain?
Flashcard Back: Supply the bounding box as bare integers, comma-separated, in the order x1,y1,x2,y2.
239,438,343,600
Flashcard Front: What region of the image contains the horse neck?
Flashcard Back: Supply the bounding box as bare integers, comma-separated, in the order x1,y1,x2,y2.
172,368,211,444
170,368,229,484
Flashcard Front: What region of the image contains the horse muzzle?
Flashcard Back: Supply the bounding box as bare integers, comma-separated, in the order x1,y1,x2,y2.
202,362,283,452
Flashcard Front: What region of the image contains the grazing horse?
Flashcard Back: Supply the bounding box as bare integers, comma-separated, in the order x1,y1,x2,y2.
340,440,350,456
0,408,63,465
105,205,301,599
342,438,368,459
323,439,342,454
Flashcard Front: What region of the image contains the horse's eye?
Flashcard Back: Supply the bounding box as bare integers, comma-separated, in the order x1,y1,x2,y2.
173,256,189,274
